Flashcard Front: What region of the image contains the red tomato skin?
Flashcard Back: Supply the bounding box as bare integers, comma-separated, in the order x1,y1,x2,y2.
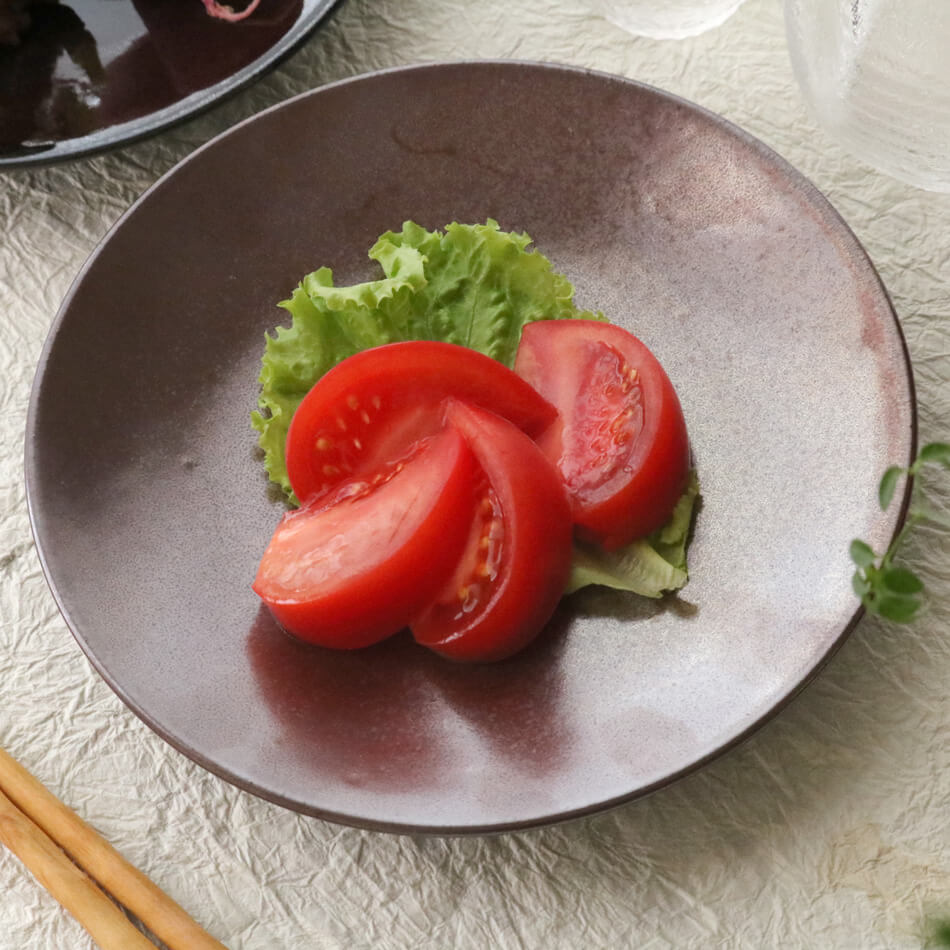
253,427,477,649
514,320,690,550
410,402,573,663
285,341,558,507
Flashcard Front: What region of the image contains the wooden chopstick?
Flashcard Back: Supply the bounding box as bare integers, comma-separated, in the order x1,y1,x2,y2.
0,786,156,949
0,744,226,950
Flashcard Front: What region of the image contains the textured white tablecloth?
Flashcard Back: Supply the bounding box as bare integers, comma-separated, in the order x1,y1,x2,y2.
2,1,949,947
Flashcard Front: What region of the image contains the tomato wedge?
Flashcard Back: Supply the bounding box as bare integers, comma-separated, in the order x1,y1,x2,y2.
285,341,557,506
253,427,477,649
514,319,690,550
410,402,573,663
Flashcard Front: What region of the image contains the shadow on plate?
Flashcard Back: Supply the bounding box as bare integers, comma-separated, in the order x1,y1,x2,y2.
246,604,577,791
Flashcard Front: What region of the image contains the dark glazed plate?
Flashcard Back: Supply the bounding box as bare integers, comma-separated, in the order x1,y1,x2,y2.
25,62,916,834
0,0,341,167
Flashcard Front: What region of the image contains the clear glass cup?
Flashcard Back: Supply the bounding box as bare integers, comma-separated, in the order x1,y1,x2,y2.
588,0,747,40
785,0,950,192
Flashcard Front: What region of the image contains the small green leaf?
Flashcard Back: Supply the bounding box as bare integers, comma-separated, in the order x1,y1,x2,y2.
881,566,924,595
849,539,876,568
851,571,871,597
878,465,903,510
855,438,948,623
918,442,950,468
872,592,921,623
926,915,950,948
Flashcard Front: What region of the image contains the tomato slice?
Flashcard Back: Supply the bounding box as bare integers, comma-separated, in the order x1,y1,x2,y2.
253,427,477,649
514,319,690,550
410,402,573,663
285,341,558,506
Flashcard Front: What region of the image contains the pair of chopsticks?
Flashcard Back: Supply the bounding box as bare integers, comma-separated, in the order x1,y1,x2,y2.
0,744,226,949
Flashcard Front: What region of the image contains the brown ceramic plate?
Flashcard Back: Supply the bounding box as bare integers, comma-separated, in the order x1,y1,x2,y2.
25,62,915,834
0,0,342,167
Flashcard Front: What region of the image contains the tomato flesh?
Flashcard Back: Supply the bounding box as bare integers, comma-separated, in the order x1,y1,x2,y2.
286,341,557,506
254,427,477,649
257,324,689,660
410,402,573,663
514,319,690,550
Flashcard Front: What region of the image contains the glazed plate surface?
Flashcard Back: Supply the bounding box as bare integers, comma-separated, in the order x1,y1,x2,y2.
26,62,915,833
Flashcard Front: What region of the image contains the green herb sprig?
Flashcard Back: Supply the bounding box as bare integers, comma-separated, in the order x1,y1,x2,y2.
926,916,950,948
850,442,950,622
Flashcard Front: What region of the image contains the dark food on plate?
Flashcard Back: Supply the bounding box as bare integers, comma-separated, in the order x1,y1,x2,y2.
0,0,258,44
0,0,39,45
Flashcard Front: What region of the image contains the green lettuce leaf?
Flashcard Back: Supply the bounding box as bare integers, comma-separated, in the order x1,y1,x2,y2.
566,470,700,597
251,220,600,498
252,219,696,596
